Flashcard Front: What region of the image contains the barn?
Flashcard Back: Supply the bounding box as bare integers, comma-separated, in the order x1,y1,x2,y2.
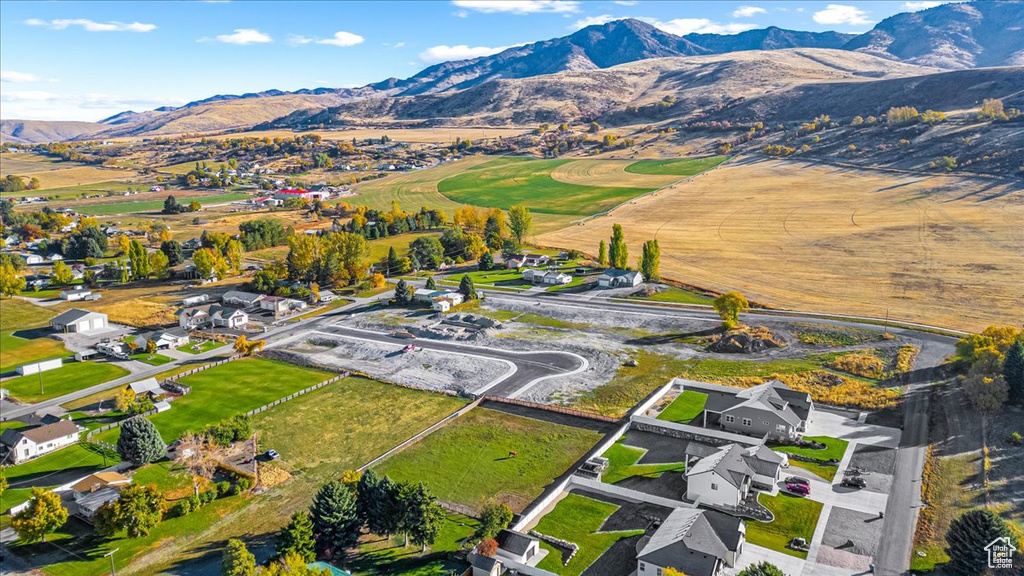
49,309,109,333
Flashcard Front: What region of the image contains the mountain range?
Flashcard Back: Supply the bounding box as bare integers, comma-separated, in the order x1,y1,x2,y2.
2,0,1022,143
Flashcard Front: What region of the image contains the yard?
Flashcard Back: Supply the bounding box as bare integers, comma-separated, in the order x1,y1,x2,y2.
376,407,602,513
176,340,226,354
624,285,716,305
350,513,479,576
444,267,533,289
0,329,67,373
770,436,850,482
533,493,645,576
746,492,824,558
2,442,119,513
129,352,173,366
600,440,686,485
1,361,130,403
97,357,331,444
656,390,709,424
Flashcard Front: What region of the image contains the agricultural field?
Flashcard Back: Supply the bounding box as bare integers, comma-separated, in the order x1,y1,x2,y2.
376,406,602,513
540,158,1024,331
622,156,728,175
1,152,137,192
72,191,251,216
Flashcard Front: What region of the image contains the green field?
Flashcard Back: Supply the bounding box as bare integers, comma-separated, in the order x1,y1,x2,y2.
746,492,824,558
97,357,330,444
623,156,728,175
625,285,716,305
656,390,709,424
2,361,130,403
534,493,645,576
376,407,601,513
600,438,686,485
0,330,67,373
74,192,251,215
771,436,849,481
437,157,649,215
176,340,226,355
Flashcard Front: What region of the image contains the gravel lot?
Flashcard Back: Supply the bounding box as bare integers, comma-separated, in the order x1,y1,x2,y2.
277,335,510,395
820,506,884,569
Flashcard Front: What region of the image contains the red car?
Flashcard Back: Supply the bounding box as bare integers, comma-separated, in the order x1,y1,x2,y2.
785,481,811,496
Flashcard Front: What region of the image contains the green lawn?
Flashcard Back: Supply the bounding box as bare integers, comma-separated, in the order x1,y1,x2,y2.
350,513,478,576
769,436,848,482
624,285,716,305
624,156,728,176
131,460,197,499
0,298,56,330
3,442,119,502
600,438,686,485
567,351,691,418
656,390,709,424
437,157,651,216
534,493,645,576
1,361,130,403
176,340,226,354
445,267,534,288
129,352,173,366
75,192,250,215
0,330,67,373
746,492,824,558
376,407,601,513
100,357,331,444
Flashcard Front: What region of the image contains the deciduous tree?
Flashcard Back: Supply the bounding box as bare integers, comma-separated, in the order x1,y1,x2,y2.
639,239,660,281
95,483,165,538
474,503,513,541
508,205,533,244
713,291,749,330
0,263,27,297
608,224,628,269
598,240,607,267
51,260,74,285
737,563,785,576
11,487,67,543
149,250,170,280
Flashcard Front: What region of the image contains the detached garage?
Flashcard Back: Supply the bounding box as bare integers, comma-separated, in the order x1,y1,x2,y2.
50,309,109,334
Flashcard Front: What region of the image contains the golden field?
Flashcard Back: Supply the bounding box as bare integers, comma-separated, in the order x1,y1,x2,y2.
540,157,1024,331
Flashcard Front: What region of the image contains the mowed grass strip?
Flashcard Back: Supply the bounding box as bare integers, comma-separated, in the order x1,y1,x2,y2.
534,493,644,576
656,390,708,424
4,442,119,494
437,157,651,216
104,357,331,443
600,440,686,485
624,156,728,176
747,492,824,558
0,330,67,373
2,361,129,403
376,407,601,512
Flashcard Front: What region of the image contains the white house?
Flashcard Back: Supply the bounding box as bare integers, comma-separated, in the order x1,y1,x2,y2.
21,253,44,265
60,288,95,302
0,418,83,464
145,328,190,349
636,508,745,576
178,304,249,330
598,268,643,288
316,289,338,303
259,296,307,315
414,289,465,312
47,253,64,262
685,444,754,508
469,555,503,576
495,529,542,565
50,309,109,333
522,268,572,285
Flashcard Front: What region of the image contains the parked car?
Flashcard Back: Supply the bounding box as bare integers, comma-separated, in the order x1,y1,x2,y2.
785,476,811,487
785,481,811,496
265,449,280,460
842,476,868,489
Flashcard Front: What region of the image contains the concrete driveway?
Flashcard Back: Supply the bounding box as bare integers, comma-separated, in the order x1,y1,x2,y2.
725,544,806,576
806,411,901,449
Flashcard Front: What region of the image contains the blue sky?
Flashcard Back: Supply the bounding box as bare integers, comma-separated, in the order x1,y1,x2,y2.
0,0,945,122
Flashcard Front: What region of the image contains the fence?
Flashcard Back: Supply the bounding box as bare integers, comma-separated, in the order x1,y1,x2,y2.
437,499,480,518
243,373,349,417
359,398,482,472
482,396,620,424
86,407,159,439
162,354,244,387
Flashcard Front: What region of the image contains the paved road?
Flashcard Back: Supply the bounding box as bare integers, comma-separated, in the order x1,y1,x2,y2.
315,324,586,398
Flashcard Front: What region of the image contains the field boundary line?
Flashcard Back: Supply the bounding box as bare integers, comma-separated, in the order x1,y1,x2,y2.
357,397,482,472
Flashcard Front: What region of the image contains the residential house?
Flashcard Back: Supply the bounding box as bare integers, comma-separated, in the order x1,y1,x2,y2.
21,253,44,265
685,444,754,508
181,238,202,250
504,253,550,269
598,268,643,288
222,290,265,308
273,189,330,203
495,529,542,565
4,234,20,247
682,380,813,441
686,442,786,493
144,328,190,350
71,471,131,522
72,471,131,494
127,377,162,397
316,289,337,303
47,253,63,262
0,418,83,464
636,508,745,576
177,304,249,330
50,309,109,333
522,269,572,286
259,296,307,316
470,554,504,576
413,289,465,312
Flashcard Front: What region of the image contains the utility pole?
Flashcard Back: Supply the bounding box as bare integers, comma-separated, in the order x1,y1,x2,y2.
103,548,119,576
37,367,43,396
884,308,891,338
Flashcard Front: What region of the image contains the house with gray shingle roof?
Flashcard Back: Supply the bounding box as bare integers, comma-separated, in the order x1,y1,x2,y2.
685,443,755,508
677,379,813,440
636,507,744,576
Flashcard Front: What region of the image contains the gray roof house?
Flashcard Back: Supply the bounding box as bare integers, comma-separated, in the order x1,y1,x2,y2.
598,268,643,287
679,379,813,440
495,529,542,565
686,442,787,491
685,443,755,509
636,507,744,576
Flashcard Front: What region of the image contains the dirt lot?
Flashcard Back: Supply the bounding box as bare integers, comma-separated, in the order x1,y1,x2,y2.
540,157,1024,331
273,334,511,395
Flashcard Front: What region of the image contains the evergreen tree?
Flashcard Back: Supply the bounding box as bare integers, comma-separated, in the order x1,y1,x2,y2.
737,562,786,576
221,538,256,576
424,276,436,290
483,215,503,250
945,509,1014,576
479,251,494,272
117,417,166,465
385,246,402,277
309,480,361,556
276,511,316,563
1004,341,1024,407
377,475,403,537
401,483,444,552
393,279,412,305
357,470,390,536
161,240,184,266
459,275,477,300
639,239,660,281
598,240,608,267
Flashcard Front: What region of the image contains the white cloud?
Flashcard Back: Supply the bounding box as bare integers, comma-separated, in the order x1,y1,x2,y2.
732,5,766,18
215,28,272,44
903,1,943,10
25,18,156,32
451,1,580,14
813,4,872,25
613,1,638,5
287,34,313,45
316,31,364,47
393,42,406,48
419,44,514,63
0,91,188,121
653,18,758,35
572,14,617,29
1,70,58,83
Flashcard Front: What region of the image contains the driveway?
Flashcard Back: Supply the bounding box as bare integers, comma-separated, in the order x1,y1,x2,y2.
725,544,806,576
806,411,902,450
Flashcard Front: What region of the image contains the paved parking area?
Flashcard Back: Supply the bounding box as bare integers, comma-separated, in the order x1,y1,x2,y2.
725,544,805,576
847,444,896,494
806,410,901,449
